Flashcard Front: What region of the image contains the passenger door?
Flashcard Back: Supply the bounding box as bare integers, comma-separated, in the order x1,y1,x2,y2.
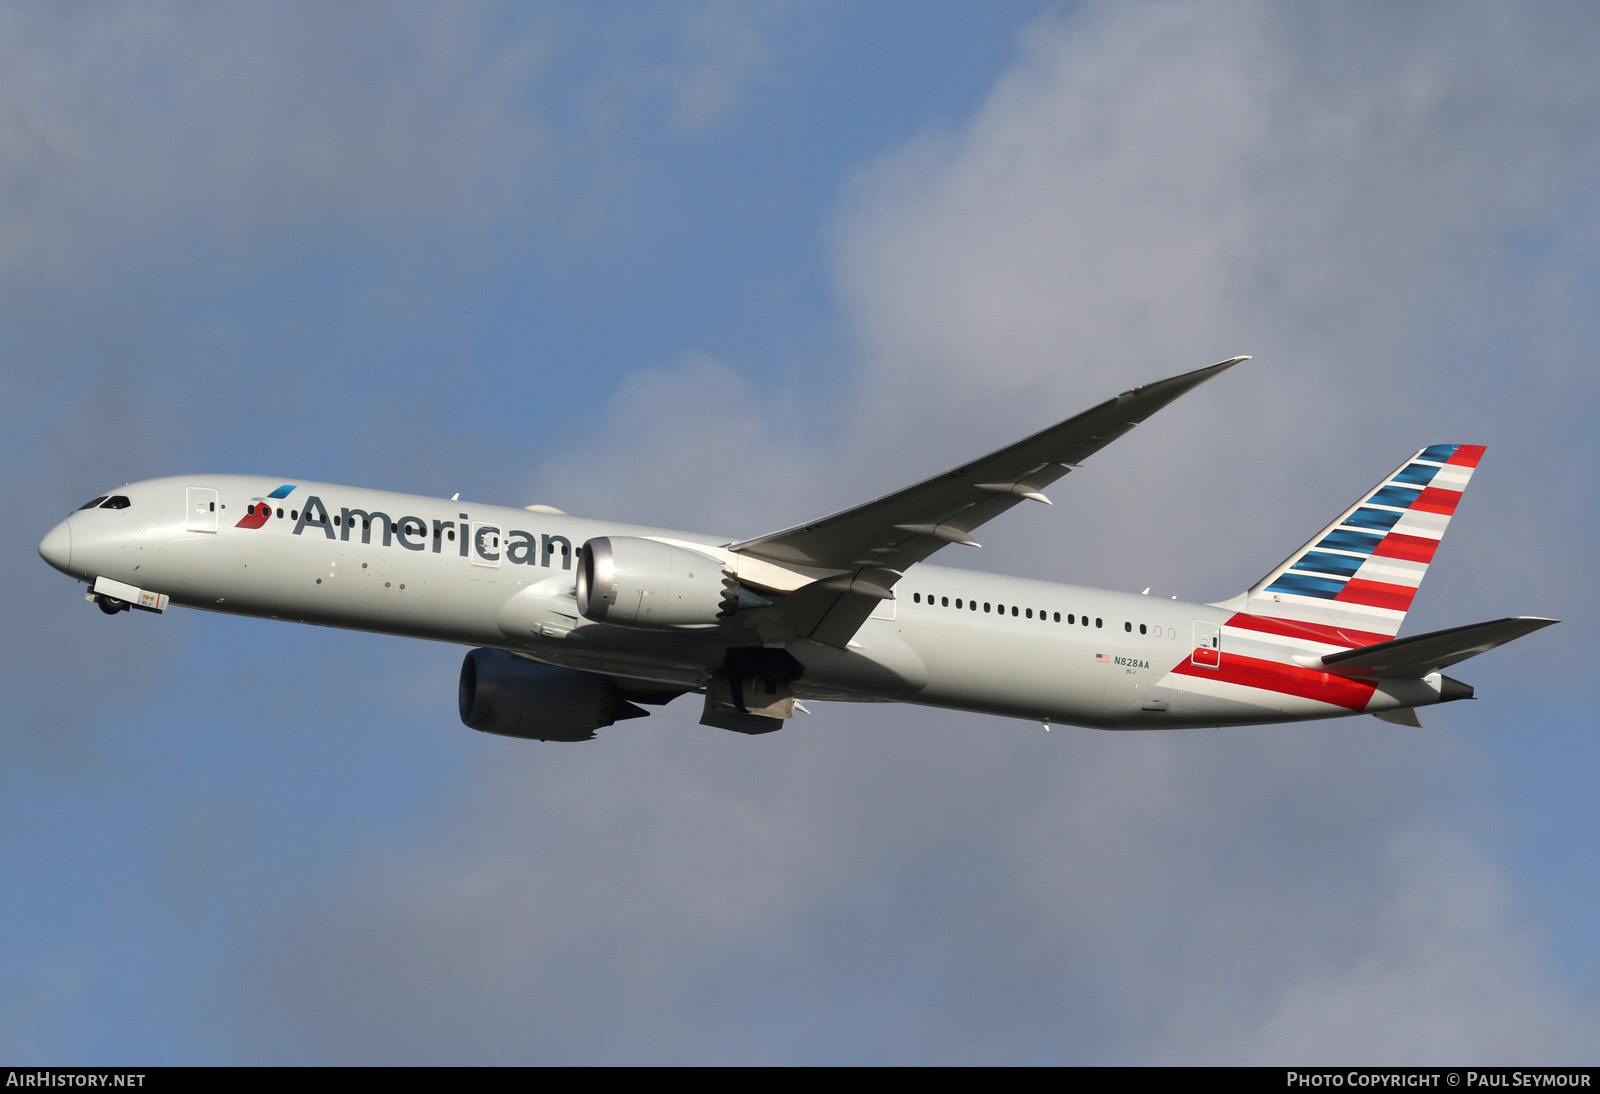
185,486,219,533
1191,620,1221,668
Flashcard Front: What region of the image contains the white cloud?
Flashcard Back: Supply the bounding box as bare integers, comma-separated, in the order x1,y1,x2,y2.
1166,827,1596,1064
0,3,808,283
526,353,815,535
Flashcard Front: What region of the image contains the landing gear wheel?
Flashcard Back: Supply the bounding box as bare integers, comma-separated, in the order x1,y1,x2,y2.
97,596,128,615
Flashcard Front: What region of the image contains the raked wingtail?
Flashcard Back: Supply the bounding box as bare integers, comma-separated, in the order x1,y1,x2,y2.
1228,444,1485,647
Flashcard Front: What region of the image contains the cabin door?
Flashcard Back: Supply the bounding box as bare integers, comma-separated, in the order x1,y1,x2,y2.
1191,620,1221,669
185,487,219,533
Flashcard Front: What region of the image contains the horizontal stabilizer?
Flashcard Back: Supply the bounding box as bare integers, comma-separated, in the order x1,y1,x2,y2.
1311,616,1558,680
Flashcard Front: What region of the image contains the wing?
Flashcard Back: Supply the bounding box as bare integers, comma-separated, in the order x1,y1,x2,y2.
733,357,1246,645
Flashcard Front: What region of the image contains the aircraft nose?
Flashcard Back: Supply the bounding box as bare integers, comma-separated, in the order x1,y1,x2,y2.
39,519,72,573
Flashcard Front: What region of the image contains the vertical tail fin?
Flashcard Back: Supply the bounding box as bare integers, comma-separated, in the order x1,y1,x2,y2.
1229,445,1485,645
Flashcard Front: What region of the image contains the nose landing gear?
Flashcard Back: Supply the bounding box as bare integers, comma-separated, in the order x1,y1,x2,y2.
85,577,168,614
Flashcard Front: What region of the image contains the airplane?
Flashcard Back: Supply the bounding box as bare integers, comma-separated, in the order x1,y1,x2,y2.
37,358,1556,741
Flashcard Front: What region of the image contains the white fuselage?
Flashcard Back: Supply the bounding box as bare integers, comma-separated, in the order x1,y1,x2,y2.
40,474,1453,731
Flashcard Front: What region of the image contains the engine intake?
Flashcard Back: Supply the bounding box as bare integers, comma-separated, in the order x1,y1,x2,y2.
458,648,646,742
576,536,739,629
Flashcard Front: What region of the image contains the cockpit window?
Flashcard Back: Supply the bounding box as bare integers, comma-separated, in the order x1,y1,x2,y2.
99,495,132,510
77,496,108,510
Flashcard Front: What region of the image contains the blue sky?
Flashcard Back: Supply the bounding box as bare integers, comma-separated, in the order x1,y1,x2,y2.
4,1,1597,1064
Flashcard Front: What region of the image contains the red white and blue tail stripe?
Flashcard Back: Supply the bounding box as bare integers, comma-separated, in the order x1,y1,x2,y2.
1236,445,1484,643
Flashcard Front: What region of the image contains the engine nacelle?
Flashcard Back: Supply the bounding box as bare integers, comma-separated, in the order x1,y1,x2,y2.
458,648,646,742
576,536,738,629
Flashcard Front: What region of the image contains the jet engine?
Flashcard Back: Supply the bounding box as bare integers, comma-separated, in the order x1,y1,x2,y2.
576,536,739,629
458,648,646,742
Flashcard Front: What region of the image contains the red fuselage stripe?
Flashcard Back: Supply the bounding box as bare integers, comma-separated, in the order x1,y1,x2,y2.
1170,651,1378,710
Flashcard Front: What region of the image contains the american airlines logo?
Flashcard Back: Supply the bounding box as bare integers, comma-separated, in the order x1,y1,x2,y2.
235,484,297,529
284,493,572,569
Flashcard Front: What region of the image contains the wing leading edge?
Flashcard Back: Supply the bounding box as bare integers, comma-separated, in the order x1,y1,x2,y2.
733,357,1247,645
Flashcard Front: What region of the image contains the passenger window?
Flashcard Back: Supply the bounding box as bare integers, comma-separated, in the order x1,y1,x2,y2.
1053,612,1060,622
956,599,963,609
1096,618,1103,628
941,597,948,607
984,603,991,613
1125,621,1131,632
1140,624,1147,635
1026,608,1033,619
